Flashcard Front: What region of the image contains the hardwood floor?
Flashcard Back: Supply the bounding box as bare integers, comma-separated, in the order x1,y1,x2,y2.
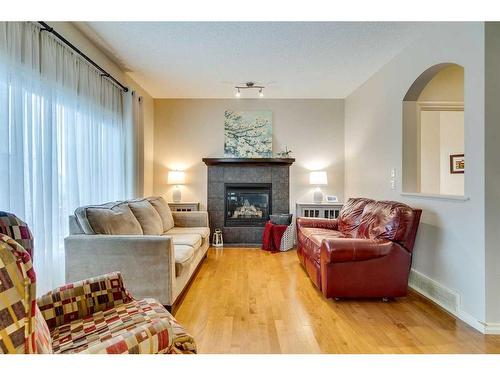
174,247,500,354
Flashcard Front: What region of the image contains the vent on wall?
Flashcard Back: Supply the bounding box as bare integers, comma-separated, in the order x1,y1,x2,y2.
408,268,460,314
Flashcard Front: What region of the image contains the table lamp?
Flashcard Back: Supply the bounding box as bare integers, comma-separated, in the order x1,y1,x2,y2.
309,171,328,203
168,170,185,203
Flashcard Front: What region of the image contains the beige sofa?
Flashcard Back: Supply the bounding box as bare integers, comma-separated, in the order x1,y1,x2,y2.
65,196,209,311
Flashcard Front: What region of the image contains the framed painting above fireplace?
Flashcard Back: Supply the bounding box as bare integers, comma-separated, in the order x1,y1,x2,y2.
224,110,272,158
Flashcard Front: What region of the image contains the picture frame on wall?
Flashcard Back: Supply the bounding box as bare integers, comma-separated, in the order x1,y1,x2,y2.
450,154,465,174
224,110,272,158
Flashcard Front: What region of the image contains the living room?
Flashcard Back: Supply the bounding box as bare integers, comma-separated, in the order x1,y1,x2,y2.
2,0,500,371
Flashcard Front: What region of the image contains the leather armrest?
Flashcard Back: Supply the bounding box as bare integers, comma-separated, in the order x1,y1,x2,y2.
321,238,398,264
296,217,339,230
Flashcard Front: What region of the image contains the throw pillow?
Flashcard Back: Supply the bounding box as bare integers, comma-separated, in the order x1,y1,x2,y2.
85,202,143,235
270,214,293,225
128,199,163,235
148,196,175,232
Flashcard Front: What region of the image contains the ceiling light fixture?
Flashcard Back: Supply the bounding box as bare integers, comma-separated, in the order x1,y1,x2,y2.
234,82,265,98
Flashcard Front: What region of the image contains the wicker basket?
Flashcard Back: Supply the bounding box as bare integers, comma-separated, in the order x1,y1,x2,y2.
279,218,296,251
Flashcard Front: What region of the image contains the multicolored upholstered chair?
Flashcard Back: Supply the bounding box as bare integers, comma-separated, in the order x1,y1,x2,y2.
0,211,34,259
0,232,197,354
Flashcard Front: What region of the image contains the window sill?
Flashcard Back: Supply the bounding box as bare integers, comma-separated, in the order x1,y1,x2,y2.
401,192,470,202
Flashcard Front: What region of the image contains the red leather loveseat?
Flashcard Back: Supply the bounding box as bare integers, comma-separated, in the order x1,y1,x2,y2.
296,198,421,299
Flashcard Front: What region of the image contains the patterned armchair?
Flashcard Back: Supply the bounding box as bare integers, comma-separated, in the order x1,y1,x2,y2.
0,211,34,259
0,231,196,354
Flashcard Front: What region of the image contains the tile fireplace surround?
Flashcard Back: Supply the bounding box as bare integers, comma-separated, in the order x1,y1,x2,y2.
203,158,295,244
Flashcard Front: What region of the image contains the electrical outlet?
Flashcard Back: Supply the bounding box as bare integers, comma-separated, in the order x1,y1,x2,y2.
390,168,396,191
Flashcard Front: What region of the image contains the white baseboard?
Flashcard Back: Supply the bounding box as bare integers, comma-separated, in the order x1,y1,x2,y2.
484,323,500,334
455,307,487,333
408,268,498,335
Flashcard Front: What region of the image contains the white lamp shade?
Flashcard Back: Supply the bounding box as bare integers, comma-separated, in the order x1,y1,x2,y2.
167,170,185,185
309,171,328,186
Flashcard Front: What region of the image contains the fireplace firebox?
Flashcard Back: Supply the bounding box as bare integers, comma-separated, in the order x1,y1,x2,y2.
225,183,272,227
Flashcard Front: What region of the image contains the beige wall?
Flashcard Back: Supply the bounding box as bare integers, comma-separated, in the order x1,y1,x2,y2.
49,22,155,196
153,99,345,211
419,110,464,196
418,65,464,102
345,23,486,326
419,111,441,194
439,111,464,195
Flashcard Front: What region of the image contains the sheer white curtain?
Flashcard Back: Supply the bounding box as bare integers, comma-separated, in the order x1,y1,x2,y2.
0,22,128,294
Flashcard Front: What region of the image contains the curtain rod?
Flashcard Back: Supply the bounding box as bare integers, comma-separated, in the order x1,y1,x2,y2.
37,22,129,93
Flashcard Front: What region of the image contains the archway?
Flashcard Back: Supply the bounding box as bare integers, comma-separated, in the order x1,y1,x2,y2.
402,63,465,196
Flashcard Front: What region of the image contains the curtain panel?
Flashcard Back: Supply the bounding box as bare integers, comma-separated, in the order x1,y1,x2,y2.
124,91,144,198
0,22,130,294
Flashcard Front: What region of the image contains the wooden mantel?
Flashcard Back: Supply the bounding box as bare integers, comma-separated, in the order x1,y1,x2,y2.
202,158,295,166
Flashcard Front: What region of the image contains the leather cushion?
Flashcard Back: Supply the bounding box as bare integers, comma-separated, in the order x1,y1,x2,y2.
297,228,348,264
356,200,416,243
127,199,163,235
148,196,175,232
338,198,374,235
79,202,143,235
299,227,348,248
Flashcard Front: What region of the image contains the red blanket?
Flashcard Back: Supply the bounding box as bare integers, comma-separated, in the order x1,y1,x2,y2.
262,221,288,252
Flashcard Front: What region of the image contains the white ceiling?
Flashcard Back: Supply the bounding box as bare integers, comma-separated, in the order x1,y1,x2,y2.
75,22,431,99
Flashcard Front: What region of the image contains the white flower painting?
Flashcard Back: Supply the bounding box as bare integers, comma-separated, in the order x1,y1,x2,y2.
224,110,272,158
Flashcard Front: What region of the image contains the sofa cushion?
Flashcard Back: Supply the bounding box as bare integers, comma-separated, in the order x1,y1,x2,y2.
298,227,348,264
164,227,210,240
148,196,175,232
338,198,374,236
174,245,195,276
175,245,195,264
76,202,143,235
299,227,348,248
166,233,202,249
356,200,416,243
49,298,196,354
127,199,163,235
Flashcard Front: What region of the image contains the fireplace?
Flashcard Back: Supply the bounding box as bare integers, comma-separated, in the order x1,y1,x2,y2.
225,183,272,227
